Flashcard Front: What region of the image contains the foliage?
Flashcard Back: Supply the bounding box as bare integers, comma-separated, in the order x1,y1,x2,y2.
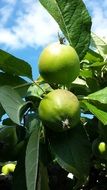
0,0,107,190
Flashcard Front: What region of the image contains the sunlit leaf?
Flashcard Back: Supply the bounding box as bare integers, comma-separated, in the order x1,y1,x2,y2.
39,0,92,59
0,49,32,79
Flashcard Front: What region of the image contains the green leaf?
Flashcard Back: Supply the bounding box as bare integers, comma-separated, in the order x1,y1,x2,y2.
0,49,32,79
26,113,41,134
88,87,107,104
91,32,107,59
83,101,107,125
0,72,31,97
90,61,106,68
0,85,30,124
25,124,41,190
80,69,93,78
48,125,91,179
14,84,31,98
0,104,5,121
0,72,27,87
71,78,89,96
98,122,107,142
36,162,50,190
39,0,92,60
27,83,52,100
0,125,18,145
84,48,103,63
86,78,100,93
12,142,27,190
2,118,15,126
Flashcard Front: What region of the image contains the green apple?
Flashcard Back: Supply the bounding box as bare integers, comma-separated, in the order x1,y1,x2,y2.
1,163,16,175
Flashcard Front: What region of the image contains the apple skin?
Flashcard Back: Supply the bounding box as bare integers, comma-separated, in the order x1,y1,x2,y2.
1,163,16,175
38,42,80,85
38,89,80,132
92,139,107,160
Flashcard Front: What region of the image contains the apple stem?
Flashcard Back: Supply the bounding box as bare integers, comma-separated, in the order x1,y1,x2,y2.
13,82,31,90
58,32,65,44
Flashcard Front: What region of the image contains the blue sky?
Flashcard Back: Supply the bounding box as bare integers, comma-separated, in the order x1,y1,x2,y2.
0,0,107,79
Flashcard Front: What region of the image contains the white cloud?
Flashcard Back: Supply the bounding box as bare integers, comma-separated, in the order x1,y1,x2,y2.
1,0,16,4
12,2,59,48
0,0,16,26
83,0,107,39
0,0,107,50
0,5,14,25
0,28,20,47
0,1,59,49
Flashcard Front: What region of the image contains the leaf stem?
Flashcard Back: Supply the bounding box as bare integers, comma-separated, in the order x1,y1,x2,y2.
13,79,46,95
77,95,88,101
13,82,32,89
33,80,46,94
